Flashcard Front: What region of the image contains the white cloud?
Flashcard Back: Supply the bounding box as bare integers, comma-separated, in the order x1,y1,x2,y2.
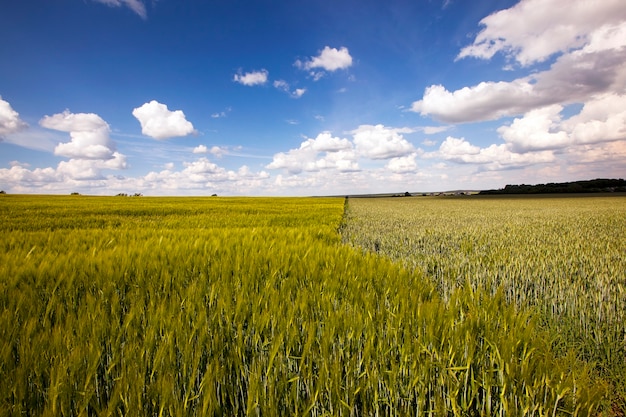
564,141,626,167
292,88,307,98
387,154,418,173
297,46,353,71
422,126,450,135
309,131,353,152
427,136,555,170
40,110,118,160
415,0,626,124
273,80,307,98
57,153,128,180
310,71,325,81
351,124,415,159
233,69,269,86
268,127,419,176
210,145,227,158
438,136,480,157
192,144,230,158
0,152,127,191
92,0,147,19
0,156,274,195
497,105,569,152
457,0,626,66
563,94,626,144
6,110,130,188
296,46,353,81
273,80,289,91
412,44,626,123
266,132,357,174
132,100,196,140
265,145,318,174
412,82,530,123
183,158,223,175
498,94,626,152
0,97,28,138
0,165,59,186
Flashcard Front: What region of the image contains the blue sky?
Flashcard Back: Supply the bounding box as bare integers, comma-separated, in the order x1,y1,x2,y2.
1,0,625,195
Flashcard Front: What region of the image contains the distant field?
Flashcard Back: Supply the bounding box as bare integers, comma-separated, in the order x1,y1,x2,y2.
0,195,618,415
342,195,626,412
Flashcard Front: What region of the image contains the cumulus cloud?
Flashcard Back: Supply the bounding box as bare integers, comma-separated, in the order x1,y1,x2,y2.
0,165,60,188
35,110,128,185
267,132,357,174
295,46,353,80
457,0,626,66
0,156,273,195
209,145,228,158
498,94,626,152
413,45,626,123
267,126,420,176
292,88,307,98
92,0,147,19
233,69,269,86
132,100,196,140
498,105,569,152
193,144,233,158
0,97,28,139
56,153,128,180
386,154,418,173
351,124,415,159
414,0,626,124
173,158,270,187
297,46,353,71
563,94,626,143
40,110,117,160
427,136,554,170
309,132,353,152
183,158,223,175
0,142,128,193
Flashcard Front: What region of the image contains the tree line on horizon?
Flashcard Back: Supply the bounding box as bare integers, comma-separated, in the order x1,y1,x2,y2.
479,178,626,195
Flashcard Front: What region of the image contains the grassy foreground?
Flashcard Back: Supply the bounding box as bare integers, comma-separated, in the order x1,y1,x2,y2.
0,195,613,416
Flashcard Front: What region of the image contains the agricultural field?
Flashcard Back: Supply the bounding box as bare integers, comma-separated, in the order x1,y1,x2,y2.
0,194,620,416
342,195,626,414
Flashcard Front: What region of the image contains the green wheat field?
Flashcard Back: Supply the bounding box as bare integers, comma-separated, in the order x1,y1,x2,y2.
1,194,624,416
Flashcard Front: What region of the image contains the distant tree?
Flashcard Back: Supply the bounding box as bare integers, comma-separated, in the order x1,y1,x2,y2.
133,193,143,197
211,194,218,197
0,190,6,194
404,191,411,197
479,178,626,195
71,192,81,195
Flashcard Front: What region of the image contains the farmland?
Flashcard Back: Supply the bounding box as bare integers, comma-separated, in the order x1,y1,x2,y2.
0,194,621,415
342,195,626,413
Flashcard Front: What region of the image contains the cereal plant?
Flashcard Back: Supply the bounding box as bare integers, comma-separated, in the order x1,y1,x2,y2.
0,195,610,416
341,195,626,412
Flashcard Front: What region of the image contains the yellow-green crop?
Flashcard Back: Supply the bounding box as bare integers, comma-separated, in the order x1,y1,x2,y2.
0,195,611,416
